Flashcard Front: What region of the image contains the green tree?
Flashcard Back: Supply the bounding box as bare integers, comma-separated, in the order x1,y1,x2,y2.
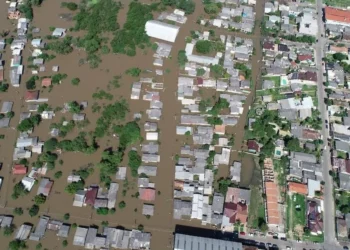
176,0,195,14
119,201,126,209
35,243,42,249
12,182,29,200
196,68,206,76
218,178,231,195
0,83,9,92
177,50,188,67
62,240,68,247
96,208,109,215
63,213,70,220
17,115,41,132
204,3,220,14
71,78,80,86
61,2,78,11
13,207,23,216
285,137,301,151
6,111,14,118
8,240,27,250
28,204,39,217
34,194,46,205
260,139,275,157
137,224,144,231
65,180,85,194
54,171,63,179
44,138,58,151
128,150,141,177
26,76,38,90
3,225,15,236
114,121,141,149
68,101,81,113
195,40,212,54
47,36,73,55
125,67,141,77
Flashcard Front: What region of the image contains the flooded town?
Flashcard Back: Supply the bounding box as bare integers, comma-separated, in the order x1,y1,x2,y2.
0,0,349,249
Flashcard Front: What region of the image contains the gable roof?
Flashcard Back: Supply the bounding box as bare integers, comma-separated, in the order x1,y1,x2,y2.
325,6,350,24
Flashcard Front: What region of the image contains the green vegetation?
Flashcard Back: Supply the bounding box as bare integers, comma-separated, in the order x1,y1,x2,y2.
281,35,316,44
8,240,27,250
94,100,129,138
288,193,306,232
234,63,252,79
61,2,78,11
125,67,141,77
62,240,68,247
195,40,212,54
204,1,221,14
114,122,141,149
137,224,144,231
97,150,122,185
26,76,39,90
18,1,33,20
208,98,229,116
273,157,289,194
68,101,81,113
3,225,15,236
335,191,350,213
0,83,9,92
47,36,73,55
44,138,58,151
196,68,206,76
65,180,85,194
51,73,67,84
248,185,266,229
128,150,141,177
12,182,29,199
177,50,188,68
161,0,195,14
217,178,232,195
210,64,228,79
50,119,75,137
35,243,42,250
92,90,113,100
111,2,157,56
300,109,322,130
119,201,126,209
71,78,80,86
324,0,349,7
57,132,98,154
34,194,46,205
96,207,109,215
13,207,23,216
54,171,63,179
6,111,14,118
199,99,211,113
63,213,70,220
29,204,39,217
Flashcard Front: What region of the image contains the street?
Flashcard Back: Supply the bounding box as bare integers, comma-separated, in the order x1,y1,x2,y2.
315,0,340,249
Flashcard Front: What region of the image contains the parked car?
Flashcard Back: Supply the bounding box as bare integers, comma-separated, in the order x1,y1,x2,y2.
239,232,246,236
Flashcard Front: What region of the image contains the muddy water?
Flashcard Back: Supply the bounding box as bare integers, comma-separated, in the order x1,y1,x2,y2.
0,0,265,249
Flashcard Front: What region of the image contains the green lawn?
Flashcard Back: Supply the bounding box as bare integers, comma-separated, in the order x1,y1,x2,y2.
324,0,349,7
248,185,265,229
290,193,307,229
303,233,324,243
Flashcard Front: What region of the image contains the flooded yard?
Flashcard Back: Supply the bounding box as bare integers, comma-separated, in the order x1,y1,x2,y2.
0,0,265,249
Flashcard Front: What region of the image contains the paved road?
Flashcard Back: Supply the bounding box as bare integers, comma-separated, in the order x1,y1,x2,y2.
315,0,339,248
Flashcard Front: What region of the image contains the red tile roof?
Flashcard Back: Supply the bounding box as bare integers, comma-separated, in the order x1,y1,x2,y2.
289,182,308,195
84,187,98,206
25,91,39,101
247,140,260,152
325,6,350,24
263,41,274,51
41,78,52,87
12,164,27,175
297,54,312,61
139,188,155,201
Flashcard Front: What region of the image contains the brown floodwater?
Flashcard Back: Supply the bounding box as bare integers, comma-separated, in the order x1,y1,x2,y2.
0,0,265,249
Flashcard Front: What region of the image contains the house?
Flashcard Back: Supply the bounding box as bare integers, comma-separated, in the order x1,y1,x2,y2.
247,140,260,153
29,216,49,241
21,177,35,191
47,220,63,231
325,7,350,27
265,182,281,226
116,167,127,180
307,201,323,235
145,20,180,43
85,227,97,249
138,166,157,177
288,182,308,195
174,234,243,250
107,183,118,209
0,101,13,114
37,178,53,196
212,193,224,214
0,216,13,228
16,137,38,148
139,188,156,201
73,113,85,121
73,190,86,207
15,224,32,240
52,28,66,37
230,162,241,183
12,164,27,175
41,78,51,87
84,187,98,206
264,2,274,13
299,12,318,36
129,230,151,249
142,204,154,216
57,224,70,238
25,91,39,102
308,179,321,197
336,218,348,240
73,226,88,246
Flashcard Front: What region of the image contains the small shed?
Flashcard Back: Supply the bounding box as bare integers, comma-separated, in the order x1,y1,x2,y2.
146,132,158,141
37,178,53,196
57,224,70,238
33,58,44,66
139,188,156,201
25,91,39,101
0,216,13,228
73,113,85,121
73,226,88,246
73,190,86,207
116,167,126,180
142,204,154,216
52,28,66,37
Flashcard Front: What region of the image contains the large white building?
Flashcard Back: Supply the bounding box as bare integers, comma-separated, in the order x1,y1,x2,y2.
145,20,180,43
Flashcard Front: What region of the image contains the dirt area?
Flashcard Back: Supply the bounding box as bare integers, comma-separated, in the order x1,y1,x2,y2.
0,0,266,249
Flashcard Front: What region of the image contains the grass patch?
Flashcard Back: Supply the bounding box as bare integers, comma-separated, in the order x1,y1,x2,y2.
324,0,349,7
290,193,306,230
247,185,265,229
303,233,324,243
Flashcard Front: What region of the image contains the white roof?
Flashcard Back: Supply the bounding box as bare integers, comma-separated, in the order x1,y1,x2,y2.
21,177,35,191
145,20,180,43
308,179,321,197
146,132,158,141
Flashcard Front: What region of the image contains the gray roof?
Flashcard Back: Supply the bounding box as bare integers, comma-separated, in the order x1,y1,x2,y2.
279,109,298,121
263,80,275,90
141,143,159,154
305,142,316,151
29,216,49,241
57,224,70,238
129,230,151,249
339,173,350,191
291,151,317,163
15,224,32,240
107,182,118,209
335,140,350,152
142,204,154,216
174,234,243,250
0,101,13,113
212,193,224,214
0,216,13,228
0,118,10,128
116,167,127,180
73,227,88,246
85,227,97,249
138,166,157,177
173,199,192,219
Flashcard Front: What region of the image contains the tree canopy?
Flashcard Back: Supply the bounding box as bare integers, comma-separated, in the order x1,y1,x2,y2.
195,40,212,54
